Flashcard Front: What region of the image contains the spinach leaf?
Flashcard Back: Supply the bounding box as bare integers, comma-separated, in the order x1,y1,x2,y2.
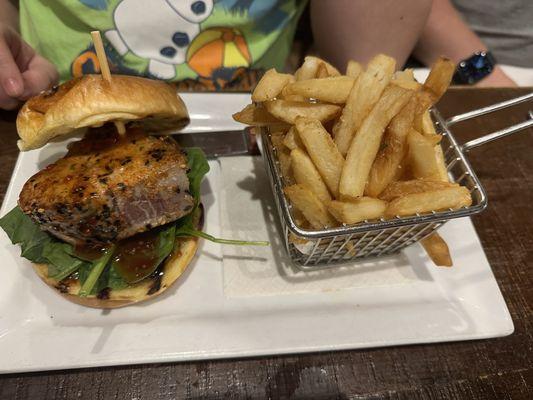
43,242,89,281
76,262,128,296
156,224,176,263
175,223,268,246
175,149,268,246
172,148,210,233
0,207,51,263
185,148,210,202
106,264,130,291
79,246,114,297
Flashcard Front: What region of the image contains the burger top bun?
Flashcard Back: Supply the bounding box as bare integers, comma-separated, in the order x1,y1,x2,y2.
16,75,190,151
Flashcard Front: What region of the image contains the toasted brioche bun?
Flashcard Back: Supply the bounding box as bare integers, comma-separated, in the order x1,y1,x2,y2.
17,75,189,151
32,236,198,309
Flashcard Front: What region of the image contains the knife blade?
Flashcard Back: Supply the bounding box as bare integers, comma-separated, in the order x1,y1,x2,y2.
173,129,259,158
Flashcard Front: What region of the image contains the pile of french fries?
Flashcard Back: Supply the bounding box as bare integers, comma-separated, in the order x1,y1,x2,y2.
233,55,473,267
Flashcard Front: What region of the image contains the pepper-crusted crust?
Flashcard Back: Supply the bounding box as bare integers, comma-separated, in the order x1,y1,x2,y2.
16,75,189,151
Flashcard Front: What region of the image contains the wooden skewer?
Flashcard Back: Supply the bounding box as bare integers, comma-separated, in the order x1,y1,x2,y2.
90,31,126,135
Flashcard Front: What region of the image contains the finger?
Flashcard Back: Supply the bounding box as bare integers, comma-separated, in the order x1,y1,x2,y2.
19,56,59,100
0,28,24,97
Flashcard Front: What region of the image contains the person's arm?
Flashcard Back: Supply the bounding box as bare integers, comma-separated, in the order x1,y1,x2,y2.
0,0,58,110
414,0,515,86
310,0,432,70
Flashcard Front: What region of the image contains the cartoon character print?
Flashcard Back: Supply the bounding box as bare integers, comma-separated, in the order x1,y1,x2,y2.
105,0,214,79
72,0,268,89
71,41,141,78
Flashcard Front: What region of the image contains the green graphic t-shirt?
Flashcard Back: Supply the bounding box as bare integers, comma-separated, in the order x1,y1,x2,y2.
20,0,306,90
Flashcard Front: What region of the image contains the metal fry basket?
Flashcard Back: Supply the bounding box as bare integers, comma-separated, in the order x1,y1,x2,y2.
262,93,533,270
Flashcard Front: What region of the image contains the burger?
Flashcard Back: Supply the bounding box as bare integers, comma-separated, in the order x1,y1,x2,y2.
0,75,210,308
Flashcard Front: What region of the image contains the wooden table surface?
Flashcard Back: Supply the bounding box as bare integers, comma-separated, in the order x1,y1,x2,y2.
0,88,532,400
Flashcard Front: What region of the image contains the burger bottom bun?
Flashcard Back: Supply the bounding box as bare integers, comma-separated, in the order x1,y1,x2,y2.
32,236,198,309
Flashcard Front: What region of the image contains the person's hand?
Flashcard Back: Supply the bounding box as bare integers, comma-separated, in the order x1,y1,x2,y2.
477,66,517,87
0,25,59,110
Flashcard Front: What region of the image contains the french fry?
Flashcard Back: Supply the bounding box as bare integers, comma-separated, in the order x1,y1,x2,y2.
421,110,437,136
295,117,345,196
282,76,356,104
233,104,286,126
385,186,472,217
328,198,387,224
289,232,311,245
379,179,458,201
393,69,415,81
423,57,455,101
294,56,340,81
339,84,413,200
277,150,293,184
283,126,304,150
414,57,455,130
344,241,358,257
393,160,411,182
434,145,449,182
421,232,452,267
392,79,422,91
294,56,321,81
365,97,418,197
346,60,363,78
284,184,336,229
316,62,330,78
271,132,293,183
416,114,441,145
251,68,294,102
407,129,440,179
392,69,421,91
291,207,308,228
425,134,442,146
418,110,450,182
333,54,396,156
270,132,287,151
279,93,307,102
291,148,332,203
316,58,341,77
264,100,341,124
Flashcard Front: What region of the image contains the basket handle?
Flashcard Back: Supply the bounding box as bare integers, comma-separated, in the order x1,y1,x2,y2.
445,92,533,153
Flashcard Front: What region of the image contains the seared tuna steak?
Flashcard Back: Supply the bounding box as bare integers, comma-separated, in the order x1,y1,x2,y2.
19,126,194,245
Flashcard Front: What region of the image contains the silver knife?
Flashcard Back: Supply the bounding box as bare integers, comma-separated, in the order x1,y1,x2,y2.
173,128,259,158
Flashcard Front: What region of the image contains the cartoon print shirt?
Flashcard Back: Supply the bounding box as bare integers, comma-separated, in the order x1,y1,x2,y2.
20,0,307,90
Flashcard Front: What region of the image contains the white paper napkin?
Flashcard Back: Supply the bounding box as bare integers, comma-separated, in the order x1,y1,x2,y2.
220,157,418,298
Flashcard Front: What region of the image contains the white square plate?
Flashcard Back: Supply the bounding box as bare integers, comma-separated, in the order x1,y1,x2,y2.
0,94,513,373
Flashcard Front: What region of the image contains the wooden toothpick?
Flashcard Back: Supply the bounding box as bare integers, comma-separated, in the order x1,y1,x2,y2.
90,31,126,135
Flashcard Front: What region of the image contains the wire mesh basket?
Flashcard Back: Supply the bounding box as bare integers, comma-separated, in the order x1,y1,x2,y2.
261,93,533,270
